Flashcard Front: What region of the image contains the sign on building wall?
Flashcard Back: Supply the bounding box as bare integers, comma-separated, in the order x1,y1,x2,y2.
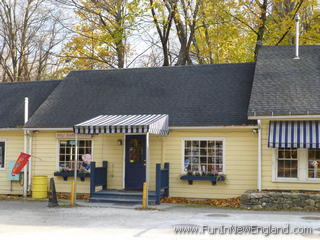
56,133,92,139
11,152,31,176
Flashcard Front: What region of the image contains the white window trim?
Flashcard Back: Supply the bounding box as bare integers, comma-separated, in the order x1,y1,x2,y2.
0,139,6,170
56,138,94,171
181,137,226,174
272,148,320,183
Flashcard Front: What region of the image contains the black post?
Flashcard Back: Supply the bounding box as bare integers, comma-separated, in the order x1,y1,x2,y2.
102,161,108,190
164,162,170,197
155,163,161,205
90,161,96,197
48,177,58,207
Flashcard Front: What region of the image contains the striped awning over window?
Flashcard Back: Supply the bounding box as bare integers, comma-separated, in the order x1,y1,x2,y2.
74,114,169,135
268,121,320,148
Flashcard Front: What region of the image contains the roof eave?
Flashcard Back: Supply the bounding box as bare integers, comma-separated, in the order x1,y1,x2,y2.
170,125,258,129
248,114,320,120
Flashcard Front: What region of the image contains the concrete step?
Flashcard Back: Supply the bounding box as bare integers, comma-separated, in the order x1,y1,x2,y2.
92,190,164,200
92,193,157,200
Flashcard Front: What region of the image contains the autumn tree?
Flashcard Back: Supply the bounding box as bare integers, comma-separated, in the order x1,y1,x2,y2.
148,0,176,66
271,0,319,45
51,0,320,75
228,0,319,61
191,0,256,64
169,0,201,65
0,0,64,82
59,0,141,71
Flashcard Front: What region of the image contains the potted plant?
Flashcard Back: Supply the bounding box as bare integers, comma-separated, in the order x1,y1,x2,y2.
180,170,226,185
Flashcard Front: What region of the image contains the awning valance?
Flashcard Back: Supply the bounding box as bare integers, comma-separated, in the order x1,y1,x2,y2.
74,114,169,135
268,121,320,148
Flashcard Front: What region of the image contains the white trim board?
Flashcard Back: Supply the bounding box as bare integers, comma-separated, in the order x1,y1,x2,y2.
0,128,22,131
170,126,257,129
249,115,320,120
24,128,73,131
24,126,258,131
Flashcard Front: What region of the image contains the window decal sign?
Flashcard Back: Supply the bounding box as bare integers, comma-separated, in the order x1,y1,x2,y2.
11,152,31,176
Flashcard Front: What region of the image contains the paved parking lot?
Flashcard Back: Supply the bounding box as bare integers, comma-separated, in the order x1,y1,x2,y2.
0,200,320,240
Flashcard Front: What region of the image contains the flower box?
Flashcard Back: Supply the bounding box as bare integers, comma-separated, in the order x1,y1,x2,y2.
54,171,90,182
180,175,225,185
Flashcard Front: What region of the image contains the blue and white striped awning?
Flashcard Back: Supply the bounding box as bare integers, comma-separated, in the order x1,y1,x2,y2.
74,114,169,135
268,121,320,148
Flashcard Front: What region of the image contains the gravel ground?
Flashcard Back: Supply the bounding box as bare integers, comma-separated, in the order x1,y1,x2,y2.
0,200,320,240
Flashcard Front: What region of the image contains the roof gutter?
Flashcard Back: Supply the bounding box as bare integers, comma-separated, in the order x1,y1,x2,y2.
23,126,258,131
248,115,320,120
0,128,23,131
23,128,74,131
170,125,258,129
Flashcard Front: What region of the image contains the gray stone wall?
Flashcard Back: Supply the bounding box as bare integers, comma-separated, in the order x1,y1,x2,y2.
240,190,320,210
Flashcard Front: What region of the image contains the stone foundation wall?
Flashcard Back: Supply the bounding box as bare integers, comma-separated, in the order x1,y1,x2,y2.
240,191,320,210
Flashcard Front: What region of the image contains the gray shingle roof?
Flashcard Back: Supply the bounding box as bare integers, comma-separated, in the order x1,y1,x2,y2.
25,63,256,128
0,80,60,128
248,45,320,117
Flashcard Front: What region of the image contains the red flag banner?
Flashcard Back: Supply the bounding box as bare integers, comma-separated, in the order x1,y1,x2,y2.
11,152,31,176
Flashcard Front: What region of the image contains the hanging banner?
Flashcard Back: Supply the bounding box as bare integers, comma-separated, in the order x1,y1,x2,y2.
11,152,31,176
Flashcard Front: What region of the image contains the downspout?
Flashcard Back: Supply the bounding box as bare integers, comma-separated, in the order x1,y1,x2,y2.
23,97,29,197
27,132,33,193
74,133,79,204
257,120,262,192
145,132,150,208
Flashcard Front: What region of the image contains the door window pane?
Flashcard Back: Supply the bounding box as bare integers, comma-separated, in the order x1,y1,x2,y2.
128,138,144,163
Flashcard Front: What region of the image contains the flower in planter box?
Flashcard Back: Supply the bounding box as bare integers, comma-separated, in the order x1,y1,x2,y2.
211,170,219,176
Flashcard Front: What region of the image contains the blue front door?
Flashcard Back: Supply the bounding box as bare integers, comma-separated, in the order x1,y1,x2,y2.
125,135,146,190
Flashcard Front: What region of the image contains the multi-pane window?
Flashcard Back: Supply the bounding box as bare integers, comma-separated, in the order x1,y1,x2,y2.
277,148,298,178
0,142,4,168
184,140,223,173
308,149,320,179
59,140,92,170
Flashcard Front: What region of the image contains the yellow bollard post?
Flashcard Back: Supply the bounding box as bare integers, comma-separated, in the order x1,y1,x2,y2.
142,182,147,209
70,180,75,207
